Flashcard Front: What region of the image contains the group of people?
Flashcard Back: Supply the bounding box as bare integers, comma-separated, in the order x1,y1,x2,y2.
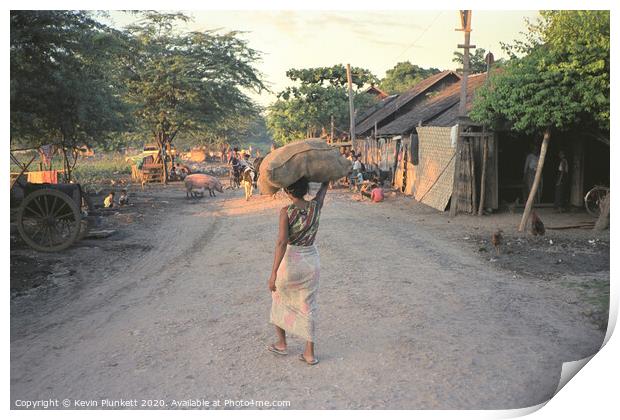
523,145,570,212
342,149,385,203
222,145,261,164
103,189,129,208
169,164,189,182
228,147,258,200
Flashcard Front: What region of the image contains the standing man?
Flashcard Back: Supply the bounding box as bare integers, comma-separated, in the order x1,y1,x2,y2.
523,144,543,204
554,150,569,212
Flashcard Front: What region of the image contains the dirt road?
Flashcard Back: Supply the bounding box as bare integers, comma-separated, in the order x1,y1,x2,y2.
10,185,607,409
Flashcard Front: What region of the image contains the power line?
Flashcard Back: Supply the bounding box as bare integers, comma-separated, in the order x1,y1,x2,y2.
392,11,444,63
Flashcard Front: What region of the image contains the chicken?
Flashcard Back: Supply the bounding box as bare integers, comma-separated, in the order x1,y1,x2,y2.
530,210,545,236
491,230,503,255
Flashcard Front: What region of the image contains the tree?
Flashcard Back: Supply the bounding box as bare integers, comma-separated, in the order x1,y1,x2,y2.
10,10,130,180
122,12,266,182
470,10,609,231
452,48,489,74
266,65,378,145
286,65,378,88
378,61,441,94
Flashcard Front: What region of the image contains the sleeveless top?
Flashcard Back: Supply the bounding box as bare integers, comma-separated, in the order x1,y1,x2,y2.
286,199,321,246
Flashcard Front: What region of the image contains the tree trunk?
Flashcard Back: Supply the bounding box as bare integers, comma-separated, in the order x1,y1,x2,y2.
478,135,488,216
157,131,168,185
519,128,551,232
594,192,610,231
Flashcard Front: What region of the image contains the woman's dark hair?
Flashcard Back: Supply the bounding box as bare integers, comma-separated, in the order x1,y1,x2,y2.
285,177,309,199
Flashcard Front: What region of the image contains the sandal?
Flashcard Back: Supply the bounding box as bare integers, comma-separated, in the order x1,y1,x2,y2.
298,353,319,365
267,344,287,356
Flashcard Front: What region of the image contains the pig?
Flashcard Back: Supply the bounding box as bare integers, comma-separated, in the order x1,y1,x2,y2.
184,173,224,199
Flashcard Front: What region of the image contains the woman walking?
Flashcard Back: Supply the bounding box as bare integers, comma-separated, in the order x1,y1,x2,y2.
267,177,329,365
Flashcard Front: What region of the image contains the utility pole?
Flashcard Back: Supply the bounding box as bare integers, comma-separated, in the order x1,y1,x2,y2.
450,10,475,217
346,63,356,141
457,10,474,116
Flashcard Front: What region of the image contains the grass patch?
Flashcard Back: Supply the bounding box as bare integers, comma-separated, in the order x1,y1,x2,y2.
10,153,132,187
73,156,132,184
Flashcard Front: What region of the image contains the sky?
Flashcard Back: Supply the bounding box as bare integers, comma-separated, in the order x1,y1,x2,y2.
103,10,540,107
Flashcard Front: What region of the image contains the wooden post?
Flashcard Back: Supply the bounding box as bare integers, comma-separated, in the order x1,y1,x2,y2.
346,64,356,141
449,124,462,217
478,132,489,216
570,136,585,207
470,140,477,213
519,128,551,232
450,11,475,216
477,53,494,216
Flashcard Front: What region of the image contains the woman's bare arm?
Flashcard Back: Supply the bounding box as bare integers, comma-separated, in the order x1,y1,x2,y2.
268,207,289,291
313,182,329,209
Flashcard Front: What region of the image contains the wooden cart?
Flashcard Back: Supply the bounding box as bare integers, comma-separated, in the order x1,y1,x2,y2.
10,148,88,252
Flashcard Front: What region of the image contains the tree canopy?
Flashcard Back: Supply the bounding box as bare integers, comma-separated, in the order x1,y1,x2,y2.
10,10,129,149
470,10,610,134
266,65,378,145
378,61,441,94
286,65,378,88
452,48,489,74
123,12,266,149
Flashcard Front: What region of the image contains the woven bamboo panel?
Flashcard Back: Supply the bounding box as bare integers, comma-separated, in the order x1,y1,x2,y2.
414,127,456,211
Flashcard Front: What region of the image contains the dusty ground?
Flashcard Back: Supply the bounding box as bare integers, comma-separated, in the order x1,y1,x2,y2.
10,170,609,409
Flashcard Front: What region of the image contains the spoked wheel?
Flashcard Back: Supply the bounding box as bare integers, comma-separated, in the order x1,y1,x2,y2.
584,186,609,218
16,189,81,252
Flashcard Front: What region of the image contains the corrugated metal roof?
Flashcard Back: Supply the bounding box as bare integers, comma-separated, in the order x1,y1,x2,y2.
355,70,461,136
355,94,398,125
377,73,488,135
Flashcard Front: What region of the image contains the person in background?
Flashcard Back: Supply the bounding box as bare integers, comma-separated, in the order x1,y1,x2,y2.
169,165,178,181
104,191,115,208
523,144,542,204
351,155,362,175
350,155,363,189
360,183,384,202
119,189,129,206
360,181,372,199
370,183,384,203
554,150,569,212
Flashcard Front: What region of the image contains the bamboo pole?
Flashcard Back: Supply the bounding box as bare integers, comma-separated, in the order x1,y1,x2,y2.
519,128,551,232
346,64,356,141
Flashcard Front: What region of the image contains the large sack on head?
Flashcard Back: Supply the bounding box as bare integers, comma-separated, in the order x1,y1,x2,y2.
257,171,281,195
259,139,351,195
185,173,223,193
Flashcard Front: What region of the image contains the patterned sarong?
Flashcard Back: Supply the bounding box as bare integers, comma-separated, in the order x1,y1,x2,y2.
270,244,320,342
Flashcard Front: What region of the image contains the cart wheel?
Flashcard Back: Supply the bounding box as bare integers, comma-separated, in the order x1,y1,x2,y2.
584,186,609,218
16,189,81,252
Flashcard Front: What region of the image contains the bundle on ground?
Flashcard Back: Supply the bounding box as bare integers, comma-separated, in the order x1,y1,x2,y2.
258,139,352,195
